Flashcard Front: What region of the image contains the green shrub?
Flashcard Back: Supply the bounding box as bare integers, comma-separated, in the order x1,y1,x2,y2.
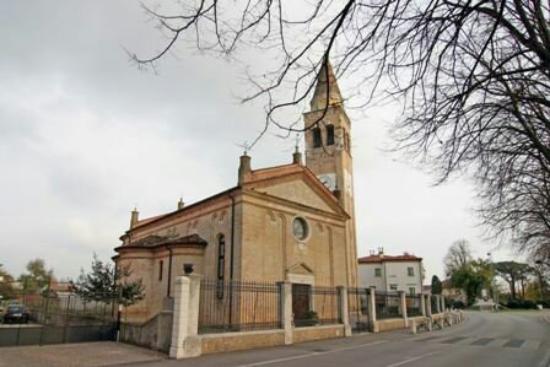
506,299,537,309
451,300,465,309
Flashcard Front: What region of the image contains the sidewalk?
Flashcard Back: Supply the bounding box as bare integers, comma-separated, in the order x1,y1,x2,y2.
0,341,165,367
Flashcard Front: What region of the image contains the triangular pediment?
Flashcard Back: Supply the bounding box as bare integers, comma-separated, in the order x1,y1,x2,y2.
244,165,346,216
287,262,314,276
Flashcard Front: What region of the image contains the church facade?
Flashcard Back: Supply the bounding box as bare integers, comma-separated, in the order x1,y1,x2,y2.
114,64,358,323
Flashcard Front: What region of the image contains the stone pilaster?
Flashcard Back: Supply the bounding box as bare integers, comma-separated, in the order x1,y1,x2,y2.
420,294,432,316
367,287,378,332
425,294,432,318
279,281,293,345
169,275,202,359
435,295,442,314
338,286,352,337
399,291,408,327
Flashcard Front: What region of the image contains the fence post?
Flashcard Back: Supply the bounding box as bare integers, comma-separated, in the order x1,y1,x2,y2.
399,291,408,327
420,293,426,317
367,287,378,333
338,286,352,337
435,295,442,314
169,275,202,359
279,281,293,345
425,294,432,318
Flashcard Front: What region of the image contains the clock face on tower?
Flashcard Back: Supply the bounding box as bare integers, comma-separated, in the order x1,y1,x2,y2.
317,173,336,191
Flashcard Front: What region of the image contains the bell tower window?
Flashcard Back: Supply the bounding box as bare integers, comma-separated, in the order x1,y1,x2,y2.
312,127,322,148
326,125,335,145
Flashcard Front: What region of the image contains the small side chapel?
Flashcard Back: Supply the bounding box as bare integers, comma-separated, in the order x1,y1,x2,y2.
114,63,358,323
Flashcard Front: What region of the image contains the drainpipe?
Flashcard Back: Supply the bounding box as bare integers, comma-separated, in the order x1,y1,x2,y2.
229,194,236,281
167,246,173,298
229,193,236,326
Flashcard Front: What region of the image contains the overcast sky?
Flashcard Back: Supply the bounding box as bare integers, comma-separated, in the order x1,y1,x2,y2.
0,1,516,282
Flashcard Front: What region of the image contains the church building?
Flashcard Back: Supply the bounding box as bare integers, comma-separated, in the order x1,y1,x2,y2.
114,64,358,323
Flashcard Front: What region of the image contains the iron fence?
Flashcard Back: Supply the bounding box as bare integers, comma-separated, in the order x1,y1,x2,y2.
1,293,117,347
406,294,422,317
375,291,401,319
312,286,340,325
347,288,369,332
431,295,439,314
198,279,281,334
293,285,340,327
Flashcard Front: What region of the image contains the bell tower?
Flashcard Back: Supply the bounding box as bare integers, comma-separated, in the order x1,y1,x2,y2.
303,61,357,287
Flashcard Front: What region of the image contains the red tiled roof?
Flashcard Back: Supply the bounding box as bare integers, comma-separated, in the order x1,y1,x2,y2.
49,282,73,293
358,254,422,264
115,234,208,252
128,187,239,232
126,161,344,234
135,214,165,227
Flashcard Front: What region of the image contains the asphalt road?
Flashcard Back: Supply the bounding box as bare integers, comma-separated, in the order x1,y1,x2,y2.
137,311,550,367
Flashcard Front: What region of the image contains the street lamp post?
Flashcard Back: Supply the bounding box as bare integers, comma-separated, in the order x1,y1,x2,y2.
487,253,499,311
535,260,545,301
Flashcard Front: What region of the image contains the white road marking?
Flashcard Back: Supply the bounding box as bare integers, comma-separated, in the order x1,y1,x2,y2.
538,349,550,367
385,351,440,367
523,340,541,350
236,340,388,367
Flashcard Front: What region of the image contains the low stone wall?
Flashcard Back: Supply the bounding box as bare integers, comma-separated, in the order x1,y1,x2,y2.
375,314,448,333
120,310,173,352
293,324,345,343
201,330,285,354
199,324,345,355
375,318,407,332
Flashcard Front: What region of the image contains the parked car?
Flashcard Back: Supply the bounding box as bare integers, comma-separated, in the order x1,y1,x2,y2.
3,305,29,324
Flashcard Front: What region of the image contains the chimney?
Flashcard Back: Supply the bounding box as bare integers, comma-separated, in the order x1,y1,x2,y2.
130,208,139,229
378,247,384,256
238,153,251,185
177,198,185,210
292,146,303,165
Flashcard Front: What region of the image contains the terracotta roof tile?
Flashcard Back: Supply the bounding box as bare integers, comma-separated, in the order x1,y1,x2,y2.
135,215,165,226
128,160,343,233
116,234,208,252
358,254,422,264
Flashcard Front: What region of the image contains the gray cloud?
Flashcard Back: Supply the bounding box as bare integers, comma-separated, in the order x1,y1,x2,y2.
0,1,514,281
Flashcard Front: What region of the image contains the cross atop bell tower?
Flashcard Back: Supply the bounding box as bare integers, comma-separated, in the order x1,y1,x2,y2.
303,59,357,287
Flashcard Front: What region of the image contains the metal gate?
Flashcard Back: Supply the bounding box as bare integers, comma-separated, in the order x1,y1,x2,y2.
0,294,117,347
347,288,370,332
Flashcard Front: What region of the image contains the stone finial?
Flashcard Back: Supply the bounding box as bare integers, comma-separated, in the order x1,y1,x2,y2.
292,146,303,165
238,153,251,185
130,207,139,229
177,198,185,210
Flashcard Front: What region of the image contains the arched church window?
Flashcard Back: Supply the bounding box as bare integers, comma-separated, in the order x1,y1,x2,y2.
326,125,335,146
216,234,225,299
158,260,163,281
312,127,322,148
